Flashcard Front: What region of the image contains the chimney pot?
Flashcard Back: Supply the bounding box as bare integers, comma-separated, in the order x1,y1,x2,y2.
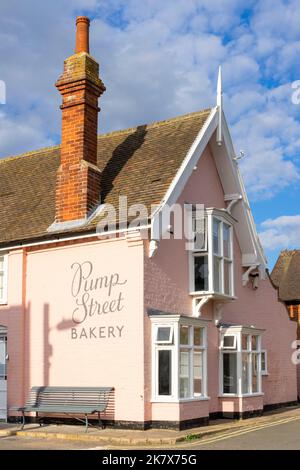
75,16,90,54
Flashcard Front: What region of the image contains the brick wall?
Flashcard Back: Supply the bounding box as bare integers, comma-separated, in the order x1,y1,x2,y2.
55,19,105,222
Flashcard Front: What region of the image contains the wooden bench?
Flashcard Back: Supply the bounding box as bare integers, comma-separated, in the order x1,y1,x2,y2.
16,386,113,432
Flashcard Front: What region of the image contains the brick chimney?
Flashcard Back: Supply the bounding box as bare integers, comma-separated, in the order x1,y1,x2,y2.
54,16,105,224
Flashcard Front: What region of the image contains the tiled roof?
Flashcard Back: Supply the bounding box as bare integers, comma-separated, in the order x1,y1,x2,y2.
0,109,211,246
271,250,300,302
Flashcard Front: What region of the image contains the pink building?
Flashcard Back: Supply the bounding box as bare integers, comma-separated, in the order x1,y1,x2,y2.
0,17,297,429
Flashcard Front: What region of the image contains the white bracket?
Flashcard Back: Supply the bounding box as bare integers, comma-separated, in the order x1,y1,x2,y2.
192,296,211,317
224,193,242,215
242,265,259,287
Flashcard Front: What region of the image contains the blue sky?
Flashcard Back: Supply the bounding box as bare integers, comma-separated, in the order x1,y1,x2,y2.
0,0,299,269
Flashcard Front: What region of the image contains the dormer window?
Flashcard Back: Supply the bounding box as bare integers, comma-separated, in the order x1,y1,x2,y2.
189,209,234,298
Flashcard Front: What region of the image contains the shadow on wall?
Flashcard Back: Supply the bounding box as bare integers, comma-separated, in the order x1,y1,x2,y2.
55,313,115,423
100,125,147,200
1,302,115,423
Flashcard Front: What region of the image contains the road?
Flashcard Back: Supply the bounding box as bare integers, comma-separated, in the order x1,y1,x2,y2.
0,416,300,450
179,415,300,450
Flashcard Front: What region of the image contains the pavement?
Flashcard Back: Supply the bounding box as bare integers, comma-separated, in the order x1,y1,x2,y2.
1,405,300,449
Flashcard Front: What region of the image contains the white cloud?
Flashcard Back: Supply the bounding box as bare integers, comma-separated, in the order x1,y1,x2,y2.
259,215,300,251
0,0,299,204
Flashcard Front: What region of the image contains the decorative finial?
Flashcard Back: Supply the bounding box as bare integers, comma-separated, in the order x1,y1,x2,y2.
216,65,223,146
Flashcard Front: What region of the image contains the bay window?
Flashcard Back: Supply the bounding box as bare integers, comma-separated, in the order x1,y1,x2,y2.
190,209,234,297
0,254,8,305
220,326,264,396
151,316,208,402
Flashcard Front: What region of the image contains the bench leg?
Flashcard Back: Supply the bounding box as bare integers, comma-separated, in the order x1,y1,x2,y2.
85,414,88,433
36,412,43,427
98,412,104,430
21,411,25,430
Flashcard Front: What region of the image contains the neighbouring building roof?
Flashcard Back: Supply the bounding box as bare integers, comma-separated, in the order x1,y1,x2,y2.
271,250,300,302
0,109,211,246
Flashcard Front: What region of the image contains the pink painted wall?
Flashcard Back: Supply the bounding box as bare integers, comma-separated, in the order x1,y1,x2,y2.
222,237,297,405
0,143,297,427
144,144,297,421
221,396,263,413
1,236,146,423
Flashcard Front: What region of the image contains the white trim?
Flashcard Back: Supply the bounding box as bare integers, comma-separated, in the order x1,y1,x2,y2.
151,107,218,240
219,327,264,397
151,397,210,404
218,393,264,398
221,334,237,350
0,254,8,305
221,115,267,270
150,106,267,275
216,65,223,146
155,324,174,344
150,315,209,402
189,209,235,298
0,224,151,254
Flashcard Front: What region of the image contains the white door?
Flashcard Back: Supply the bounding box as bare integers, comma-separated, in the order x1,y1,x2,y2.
0,335,7,421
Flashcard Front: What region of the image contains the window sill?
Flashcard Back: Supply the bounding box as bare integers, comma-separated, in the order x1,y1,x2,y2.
219,393,264,398
0,302,8,306
151,396,210,404
179,396,210,403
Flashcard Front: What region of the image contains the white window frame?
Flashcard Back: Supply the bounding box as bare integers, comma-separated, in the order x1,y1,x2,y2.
219,326,264,397
189,208,235,298
221,334,237,350
151,315,210,403
179,324,207,400
155,325,174,344
0,254,8,306
261,350,268,375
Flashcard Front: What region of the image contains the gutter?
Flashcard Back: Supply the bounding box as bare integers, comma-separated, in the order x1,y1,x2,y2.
0,224,151,253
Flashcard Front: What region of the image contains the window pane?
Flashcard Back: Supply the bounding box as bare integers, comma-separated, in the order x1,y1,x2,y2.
180,326,189,345
158,350,172,395
223,223,231,258
223,335,236,349
0,256,3,271
193,216,207,251
242,334,248,350
180,350,190,398
157,327,171,343
193,351,203,396
261,352,266,372
251,335,258,351
194,255,208,291
224,260,231,295
213,219,221,254
213,256,221,292
223,353,237,394
0,338,6,379
252,353,259,393
194,327,203,347
242,353,250,394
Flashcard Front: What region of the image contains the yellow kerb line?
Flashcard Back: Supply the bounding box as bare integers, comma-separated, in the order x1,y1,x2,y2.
185,415,300,447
